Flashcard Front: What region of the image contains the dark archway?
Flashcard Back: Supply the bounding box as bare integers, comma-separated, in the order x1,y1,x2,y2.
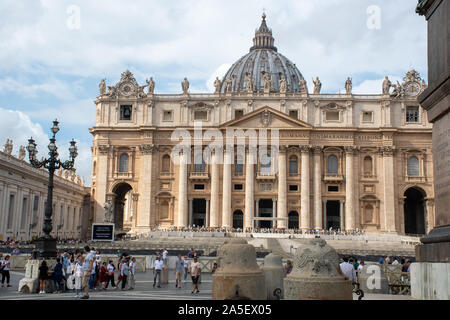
326,201,341,230
112,183,133,232
193,199,206,227
288,211,299,229
259,199,273,228
233,210,244,229
404,187,426,235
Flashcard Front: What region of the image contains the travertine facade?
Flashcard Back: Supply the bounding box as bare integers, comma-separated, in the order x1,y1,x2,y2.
0,143,90,241
90,15,435,236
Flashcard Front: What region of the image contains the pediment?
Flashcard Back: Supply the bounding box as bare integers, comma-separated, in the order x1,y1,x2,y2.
221,107,313,129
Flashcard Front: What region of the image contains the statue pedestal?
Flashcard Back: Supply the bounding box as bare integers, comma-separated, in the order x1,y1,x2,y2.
18,260,40,294
212,239,266,300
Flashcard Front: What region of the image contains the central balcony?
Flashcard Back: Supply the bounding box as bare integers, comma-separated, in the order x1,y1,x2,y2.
257,172,276,181
189,172,210,181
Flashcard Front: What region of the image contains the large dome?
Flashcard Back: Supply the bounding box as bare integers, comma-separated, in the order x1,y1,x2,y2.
220,14,304,94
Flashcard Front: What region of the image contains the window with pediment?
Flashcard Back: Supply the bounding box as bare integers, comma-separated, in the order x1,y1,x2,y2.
327,155,338,174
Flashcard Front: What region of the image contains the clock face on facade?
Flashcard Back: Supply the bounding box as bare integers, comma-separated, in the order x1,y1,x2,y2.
405,82,420,96
120,83,134,96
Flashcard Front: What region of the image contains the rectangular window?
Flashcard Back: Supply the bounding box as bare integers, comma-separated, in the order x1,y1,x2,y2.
33,195,39,211
289,110,298,119
235,110,244,119
20,197,28,229
194,184,205,190
328,186,339,192
289,185,298,191
326,111,340,121
234,184,243,191
406,106,419,123
362,111,373,123
194,111,208,121
120,105,132,120
7,194,15,229
163,110,173,121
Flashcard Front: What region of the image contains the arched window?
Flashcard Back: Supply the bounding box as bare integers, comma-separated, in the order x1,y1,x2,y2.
327,155,338,174
289,156,298,175
408,156,420,177
162,155,171,173
119,153,129,173
194,153,206,173
235,155,244,175
233,210,244,229
364,156,373,175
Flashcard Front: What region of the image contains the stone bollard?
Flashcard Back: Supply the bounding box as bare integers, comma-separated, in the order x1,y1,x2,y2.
357,264,389,294
212,239,266,300
262,253,284,300
284,239,353,300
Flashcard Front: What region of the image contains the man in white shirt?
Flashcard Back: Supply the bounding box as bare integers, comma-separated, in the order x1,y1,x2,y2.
339,257,357,283
189,256,201,294
80,246,95,299
153,255,164,288
105,260,116,289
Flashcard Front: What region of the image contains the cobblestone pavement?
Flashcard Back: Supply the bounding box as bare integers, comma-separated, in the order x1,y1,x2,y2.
0,271,411,300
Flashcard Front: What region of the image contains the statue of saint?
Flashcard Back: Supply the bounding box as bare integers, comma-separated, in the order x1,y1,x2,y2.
382,76,392,95
225,77,233,93
103,201,114,223
18,146,26,160
147,77,155,95
313,77,322,95
279,75,287,94
390,81,404,98
99,79,106,96
3,139,13,155
182,77,190,94
263,73,271,93
299,78,308,94
345,77,352,95
214,77,221,94
245,73,253,93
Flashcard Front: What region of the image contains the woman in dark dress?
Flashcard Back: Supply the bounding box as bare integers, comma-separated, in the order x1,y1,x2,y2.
39,261,49,294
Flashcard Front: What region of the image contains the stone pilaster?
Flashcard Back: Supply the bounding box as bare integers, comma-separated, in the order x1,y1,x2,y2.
222,148,232,228
277,146,287,229
178,150,188,227
95,145,110,223
381,146,397,233
313,146,323,230
300,145,311,230
345,146,356,231
138,144,156,229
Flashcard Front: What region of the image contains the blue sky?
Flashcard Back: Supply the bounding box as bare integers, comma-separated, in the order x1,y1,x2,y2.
0,0,427,185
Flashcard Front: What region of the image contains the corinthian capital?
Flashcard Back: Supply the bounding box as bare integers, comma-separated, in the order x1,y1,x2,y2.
98,145,110,155
139,144,157,155
380,146,396,156
344,146,358,155
299,145,312,153
312,145,323,154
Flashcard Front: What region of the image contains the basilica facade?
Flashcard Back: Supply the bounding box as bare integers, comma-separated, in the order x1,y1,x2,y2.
90,15,434,236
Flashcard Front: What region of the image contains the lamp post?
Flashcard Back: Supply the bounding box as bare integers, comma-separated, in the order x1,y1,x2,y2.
26,119,78,258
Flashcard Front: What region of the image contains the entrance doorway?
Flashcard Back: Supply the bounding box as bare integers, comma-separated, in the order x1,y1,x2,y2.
193,199,206,227
326,201,341,230
404,188,426,235
259,199,273,228
112,183,133,232
233,210,244,229
288,211,299,229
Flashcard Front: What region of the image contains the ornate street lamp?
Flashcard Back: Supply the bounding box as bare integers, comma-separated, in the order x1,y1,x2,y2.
26,119,78,258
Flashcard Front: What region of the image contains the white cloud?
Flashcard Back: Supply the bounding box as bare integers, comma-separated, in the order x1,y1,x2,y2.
352,76,403,94
0,107,92,185
206,63,233,92
0,77,75,100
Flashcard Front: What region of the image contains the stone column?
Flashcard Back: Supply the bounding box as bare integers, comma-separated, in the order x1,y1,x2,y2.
323,200,327,229
313,146,323,230
277,147,287,229
300,146,311,230
95,145,110,223
345,147,356,231
138,145,155,230
188,199,193,227
340,201,345,231
381,146,396,233
210,150,220,228
255,200,259,229
222,148,232,228
178,150,188,227
206,199,210,227
273,199,277,229
244,149,255,229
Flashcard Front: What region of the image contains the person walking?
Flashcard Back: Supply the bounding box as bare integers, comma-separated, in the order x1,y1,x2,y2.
105,260,116,289
53,258,64,293
339,257,357,283
121,259,130,290
99,261,108,290
189,256,201,295
89,258,98,291
38,260,49,294
183,256,190,281
80,246,95,299
116,258,124,290
129,258,136,290
153,255,164,288
174,254,184,288
0,255,11,288
74,255,83,297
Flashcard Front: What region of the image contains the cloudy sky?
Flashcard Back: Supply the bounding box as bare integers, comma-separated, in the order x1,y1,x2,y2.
0,0,427,185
